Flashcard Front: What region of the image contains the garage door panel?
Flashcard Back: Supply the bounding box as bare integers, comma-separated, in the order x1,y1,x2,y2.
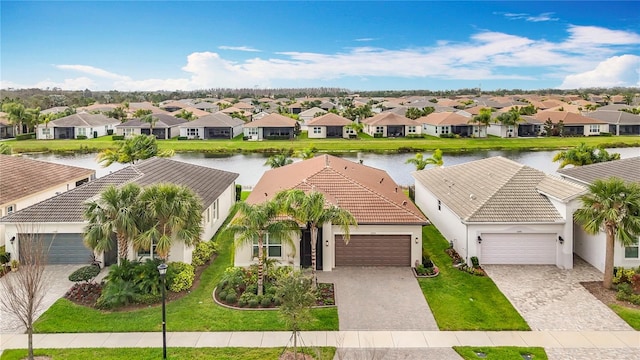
335,235,410,267
19,233,91,265
481,233,556,265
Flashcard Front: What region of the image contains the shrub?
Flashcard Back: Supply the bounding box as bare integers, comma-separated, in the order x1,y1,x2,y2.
261,295,272,307
191,241,217,266
217,267,246,294
470,256,480,268
0,252,10,264
112,135,125,140
245,283,258,295
225,293,237,304
177,136,188,140
132,259,163,295
167,262,195,293
133,293,162,305
68,265,101,282
238,298,247,307
106,129,114,135
16,133,35,140
598,132,612,137
439,133,455,138
235,184,242,201
632,274,640,294
217,290,227,301
64,282,102,305
76,135,88,140
239,291,257,305
373,132,383,138
614,267,636,285
96,278,137,309
248,298,259,307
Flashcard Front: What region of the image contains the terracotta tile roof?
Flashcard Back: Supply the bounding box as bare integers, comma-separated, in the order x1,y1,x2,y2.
533,111,606,124
1,157,238,223
361,112,415,126
247,155,426,225
307,113,353,126
243,113,298,128
558,157,640,186
0,155,95,205
412,156,584,223
416,112,471,125
170,107,210,117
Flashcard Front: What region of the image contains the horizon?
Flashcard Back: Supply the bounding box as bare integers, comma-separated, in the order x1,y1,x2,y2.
2,1,639,92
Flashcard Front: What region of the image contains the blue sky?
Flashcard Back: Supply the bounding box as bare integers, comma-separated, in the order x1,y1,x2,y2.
2,1,639,91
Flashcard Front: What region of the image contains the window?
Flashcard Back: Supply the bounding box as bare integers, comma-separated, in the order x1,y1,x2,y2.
138,240,157,258
212,199,219,221
437,200,441,211
187,128,198,137
625,238,639,259
441,126,449,134
124,128,135,137
6,205,15,214
77,128,86,136
590,125,599,133
246,127,258,136
375,126,384,133
313,127,322,134
252,234,282,259
42,128,50,136
408,126,416,133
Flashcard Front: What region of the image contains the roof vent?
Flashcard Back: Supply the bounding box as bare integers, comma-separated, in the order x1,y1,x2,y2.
402,200,407,206
470,193,476,200
264,192,268,197
379,178,384,184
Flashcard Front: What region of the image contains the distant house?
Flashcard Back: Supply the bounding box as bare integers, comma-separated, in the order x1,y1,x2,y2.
299,107,328,125
170,107,210,119
193,102,219,113
361,112,419,137
1,158,238,266
243,113,298,140
0,154,95,246
417,112,486,137
36,113,119,139
533,111,608,136
179,113,244,139
0,112,15,139
582,110,640,136
116,114,187,139
306,113,354,139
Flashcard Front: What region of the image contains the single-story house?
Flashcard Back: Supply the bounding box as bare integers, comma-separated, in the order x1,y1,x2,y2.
0,154,95,245
306,113,355,139
170,107,210,118
558,157,640,271
361,112,420,137
1,157,239,266
417,112,486,137
0,112,15,139
116,114,187,139
413,156,586,269
299,107,328,126
179,113,244,139
36,113,119,139
235,155,428,270
533,111,608,136
582,110,640,136
243,113,298,140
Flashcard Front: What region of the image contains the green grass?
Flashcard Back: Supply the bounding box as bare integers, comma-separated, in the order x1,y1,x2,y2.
610,304,640,330
6,135,640,154
419,225,530,331
34,225,338,333
454,346,547,360
0,347,336,360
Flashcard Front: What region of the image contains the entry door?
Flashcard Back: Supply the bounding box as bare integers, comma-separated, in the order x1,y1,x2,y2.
300,227,323,270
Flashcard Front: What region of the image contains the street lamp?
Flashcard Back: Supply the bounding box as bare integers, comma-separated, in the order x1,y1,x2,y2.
157,262,168,359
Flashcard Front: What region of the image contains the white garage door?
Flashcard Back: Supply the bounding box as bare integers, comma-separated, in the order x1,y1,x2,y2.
481,233,557,265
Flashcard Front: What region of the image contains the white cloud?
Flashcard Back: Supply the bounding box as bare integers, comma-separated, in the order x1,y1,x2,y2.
218,45,260,52
563,25,640,49
503,12,558,22
559,55,640,88
354,38,376,42
56,65,130,81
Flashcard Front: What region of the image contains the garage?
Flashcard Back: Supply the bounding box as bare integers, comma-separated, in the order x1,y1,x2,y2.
19,233,92,265
335,234,410,266
480,233,557,265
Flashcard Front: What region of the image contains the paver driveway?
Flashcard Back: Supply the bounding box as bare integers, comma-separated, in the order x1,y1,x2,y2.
316,267,438,331
483,257,632,331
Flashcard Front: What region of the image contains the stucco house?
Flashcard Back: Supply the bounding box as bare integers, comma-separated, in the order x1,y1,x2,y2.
243,113,298,140
1,157,238,266
235,155,427,270
533,111,608,136
416,112,486,138
179,113,244,139
37,113,119,139
299,107,328,127
413,156,586,269
583,110,640,136
306,113,355,139
116,114,187,139
361,112,420,137
558,157,640,272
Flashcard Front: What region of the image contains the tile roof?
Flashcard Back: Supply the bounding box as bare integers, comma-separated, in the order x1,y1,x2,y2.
557,157,640,186
247,155,426,225
361,112,415,126
179,113,244,127
1,157,238,223
243,113,298,128
417,112,471,126
299,107,327,117
533,111,605,124
117,114,187,128
306,113,353,126
46,113,119,127
412,156,585,223
0,155,95,205
584,110,640,125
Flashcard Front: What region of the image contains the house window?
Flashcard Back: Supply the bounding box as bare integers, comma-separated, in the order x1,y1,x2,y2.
41,128,50,136
6,204,16,214
590,125,599,133
246,128,259,136
212,199,219,221
375,126,384,133
187,128,198,137
408,126,416,133
252,234,282,259
123,128,135,137
313,127,322,134
137,240,157,259
441,126,449,134
77,128,86,136
437,200,441,211
625,238,639,259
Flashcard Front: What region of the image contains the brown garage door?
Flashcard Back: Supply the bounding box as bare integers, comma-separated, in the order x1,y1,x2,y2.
335,235,410,266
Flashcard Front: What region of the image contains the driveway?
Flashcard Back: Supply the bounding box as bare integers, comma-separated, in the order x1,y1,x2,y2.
317,267,438,331
0,265,108,334
483,257,633,331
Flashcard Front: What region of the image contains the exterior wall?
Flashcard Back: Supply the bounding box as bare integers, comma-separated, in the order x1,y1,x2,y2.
405,124,422,136
232,124,243,138
574,224,605,272
234,230,301,268
487,124,518,138
547,196,579,269
169,126,182,139
201,183,236,241
243,127,263,140
364,124,387,137
308,126,327,139
180,127,204,139
584,124,605,136
471,125,487,138
3,222,87,263
37,126,54,139
117,127,142,138
421,124,438,137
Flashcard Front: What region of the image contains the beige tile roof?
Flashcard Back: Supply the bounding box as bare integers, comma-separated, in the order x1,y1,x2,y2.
0,154,95,204
533,111,605,124
306,113,353,126
247,155,426,225
416,112,471,126
558,157,640,186
243,113,298,128
361,112,415,126
412,156,584,223
46,113,119,127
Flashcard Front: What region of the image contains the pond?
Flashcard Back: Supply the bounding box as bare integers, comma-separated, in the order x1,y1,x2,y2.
23,147,640,187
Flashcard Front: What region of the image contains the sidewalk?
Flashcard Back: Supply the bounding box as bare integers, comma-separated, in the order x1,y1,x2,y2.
2,330,639,350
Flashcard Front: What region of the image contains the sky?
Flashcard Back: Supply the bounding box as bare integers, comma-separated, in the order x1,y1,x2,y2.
1,1,639,92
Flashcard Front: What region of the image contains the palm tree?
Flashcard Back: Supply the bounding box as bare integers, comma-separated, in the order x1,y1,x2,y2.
134,183,203,261
225,200,298,295
140,114,158,136
471,108,492,136
295,147,317,160
603,94,612,105
97,134,174,167
1,102,28,134
552,143,620,169
405,149,444,171
84,183,142,262
265,154,293,168
574,178,640,289
275,190,357,287
495,109,522,137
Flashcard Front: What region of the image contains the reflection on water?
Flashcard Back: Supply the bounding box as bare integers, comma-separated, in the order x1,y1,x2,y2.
23,147,639,187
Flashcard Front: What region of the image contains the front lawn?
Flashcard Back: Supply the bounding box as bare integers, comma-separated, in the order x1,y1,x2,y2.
454,346,547,360
34,224,338,333
0,348,336,360
419,225,530,331
610,304,640,330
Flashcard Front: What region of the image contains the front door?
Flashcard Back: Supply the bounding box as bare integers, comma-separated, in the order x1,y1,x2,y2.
300,227,323,270
103,234,118,266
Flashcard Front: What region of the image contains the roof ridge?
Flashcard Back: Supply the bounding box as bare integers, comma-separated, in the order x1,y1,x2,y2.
465,160,526,220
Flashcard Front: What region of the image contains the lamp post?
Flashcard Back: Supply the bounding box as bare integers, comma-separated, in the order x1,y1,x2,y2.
157,263,168,359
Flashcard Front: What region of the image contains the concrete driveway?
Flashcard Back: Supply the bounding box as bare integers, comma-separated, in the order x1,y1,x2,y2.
0,265,107,334
483,257,633,331
317,267,438,331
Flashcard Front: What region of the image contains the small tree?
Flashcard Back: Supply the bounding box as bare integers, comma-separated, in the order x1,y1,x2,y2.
276,270,316,359
265,154,293,168
0,230,50,360
405,149,444,171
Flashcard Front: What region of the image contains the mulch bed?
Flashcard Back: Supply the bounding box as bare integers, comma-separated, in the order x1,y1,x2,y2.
581,281,640,310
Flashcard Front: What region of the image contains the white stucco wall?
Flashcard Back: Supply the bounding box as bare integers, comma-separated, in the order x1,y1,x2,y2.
308,126,326,139
180,127,203,139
